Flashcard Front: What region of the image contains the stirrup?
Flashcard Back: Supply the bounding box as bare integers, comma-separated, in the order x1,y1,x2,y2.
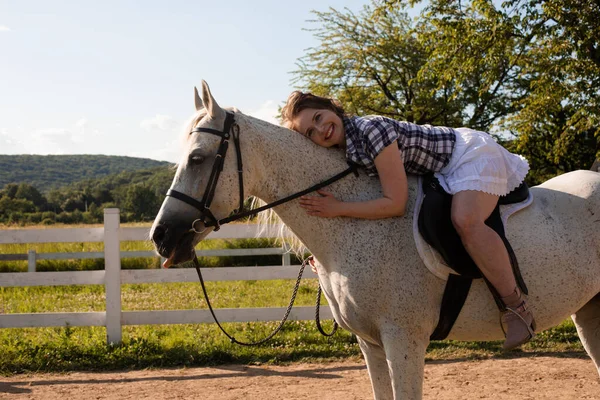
499,305,536,339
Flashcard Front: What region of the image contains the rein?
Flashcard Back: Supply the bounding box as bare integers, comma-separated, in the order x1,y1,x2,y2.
192,255,337,346
167,111,353,344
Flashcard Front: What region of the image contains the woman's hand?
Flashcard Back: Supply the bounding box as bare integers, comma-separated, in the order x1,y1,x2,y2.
299,189,342,218
308,255,318,274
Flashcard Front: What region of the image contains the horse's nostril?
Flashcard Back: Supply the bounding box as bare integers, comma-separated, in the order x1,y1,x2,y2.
152,224,167,244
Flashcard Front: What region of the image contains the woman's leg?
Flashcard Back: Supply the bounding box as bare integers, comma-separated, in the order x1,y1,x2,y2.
451,190,515,297
451,189,535,349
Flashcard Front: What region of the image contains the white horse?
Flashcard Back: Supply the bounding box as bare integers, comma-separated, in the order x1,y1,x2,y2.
151,81,600,399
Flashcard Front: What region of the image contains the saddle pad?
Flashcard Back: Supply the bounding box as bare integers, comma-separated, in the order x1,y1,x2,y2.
413,176,534,281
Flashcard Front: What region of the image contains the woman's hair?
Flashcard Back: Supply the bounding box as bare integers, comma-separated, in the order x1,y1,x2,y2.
281,91,345,128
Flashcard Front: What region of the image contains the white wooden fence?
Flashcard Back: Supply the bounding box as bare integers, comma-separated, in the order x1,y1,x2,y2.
0,209,328,344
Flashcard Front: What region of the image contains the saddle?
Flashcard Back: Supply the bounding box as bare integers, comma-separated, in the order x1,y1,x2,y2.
417,174,530,340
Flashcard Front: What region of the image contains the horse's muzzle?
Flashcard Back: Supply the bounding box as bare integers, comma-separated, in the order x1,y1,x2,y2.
150,221,195,262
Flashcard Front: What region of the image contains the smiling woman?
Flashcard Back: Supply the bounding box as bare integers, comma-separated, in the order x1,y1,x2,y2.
280,88,543,352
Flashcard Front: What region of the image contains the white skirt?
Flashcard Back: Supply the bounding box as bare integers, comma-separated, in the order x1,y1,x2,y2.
434,128,529,196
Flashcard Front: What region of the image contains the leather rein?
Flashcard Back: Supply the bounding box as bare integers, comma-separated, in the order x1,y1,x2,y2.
164,111,358,344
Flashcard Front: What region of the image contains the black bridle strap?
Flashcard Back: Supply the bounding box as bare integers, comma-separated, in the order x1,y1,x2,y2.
231,124,244,213
202,139,228,209
215,162,359,226
166,189,205,210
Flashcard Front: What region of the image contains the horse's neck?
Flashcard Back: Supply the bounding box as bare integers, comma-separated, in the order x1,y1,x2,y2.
241,115,351,202
239,114,416,254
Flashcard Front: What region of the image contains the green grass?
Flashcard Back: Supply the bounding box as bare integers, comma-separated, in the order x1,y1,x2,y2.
0,279,584,376
0,235,586,375
0,237,293,272
0,278,360,375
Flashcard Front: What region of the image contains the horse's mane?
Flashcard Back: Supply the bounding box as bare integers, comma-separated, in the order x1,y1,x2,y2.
251,197,308,257
238,113,311,256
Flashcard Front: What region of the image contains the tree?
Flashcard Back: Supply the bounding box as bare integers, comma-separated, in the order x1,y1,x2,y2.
14,183,47,210
373,0,600,182
502,0,600,182
293,5,465,127
124,184,159,221
1,183,19,199
0,196,36,214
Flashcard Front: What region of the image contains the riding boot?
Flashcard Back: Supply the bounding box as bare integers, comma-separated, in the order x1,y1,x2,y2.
500,287,536,350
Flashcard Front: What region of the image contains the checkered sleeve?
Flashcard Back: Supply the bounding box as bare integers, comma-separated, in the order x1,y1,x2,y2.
361,118,400,162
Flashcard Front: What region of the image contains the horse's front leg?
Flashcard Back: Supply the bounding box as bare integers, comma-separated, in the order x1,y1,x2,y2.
381,326,429,399
358,337,393,400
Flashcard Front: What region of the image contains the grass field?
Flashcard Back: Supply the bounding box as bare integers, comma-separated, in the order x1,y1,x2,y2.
0,233,585,376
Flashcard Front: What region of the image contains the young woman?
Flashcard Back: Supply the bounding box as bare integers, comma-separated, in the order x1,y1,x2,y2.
281,91,535,350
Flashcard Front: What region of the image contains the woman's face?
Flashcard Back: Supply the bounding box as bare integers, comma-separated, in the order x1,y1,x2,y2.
290,108,345,148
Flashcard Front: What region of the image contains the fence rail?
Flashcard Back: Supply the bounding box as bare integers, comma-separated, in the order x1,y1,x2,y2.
0,209,327,343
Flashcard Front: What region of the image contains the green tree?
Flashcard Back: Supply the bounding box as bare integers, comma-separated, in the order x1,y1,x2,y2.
502,0,600,182
124,184,159,221
374,0,600,182
1,183,19,199
14,183,47,210
0,196,36,214
293,5,465,126
62,194,85,212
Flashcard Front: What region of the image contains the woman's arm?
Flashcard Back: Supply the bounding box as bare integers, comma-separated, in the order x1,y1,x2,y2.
299,141,408,219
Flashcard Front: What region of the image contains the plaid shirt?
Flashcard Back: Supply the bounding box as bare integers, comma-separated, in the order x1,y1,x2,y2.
343,115,456,176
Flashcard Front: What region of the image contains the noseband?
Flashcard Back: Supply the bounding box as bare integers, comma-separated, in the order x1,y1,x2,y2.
166,111,359,233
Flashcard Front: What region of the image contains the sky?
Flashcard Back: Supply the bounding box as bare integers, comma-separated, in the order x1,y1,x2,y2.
0,0,382,163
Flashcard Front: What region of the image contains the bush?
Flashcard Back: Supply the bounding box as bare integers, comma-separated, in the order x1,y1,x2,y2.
26,213,43,224
56,212,75,224
8,212,25,224
42,211,56,221
82,211,99,224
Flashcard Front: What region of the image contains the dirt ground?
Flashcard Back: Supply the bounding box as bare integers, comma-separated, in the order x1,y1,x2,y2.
1,355,598,400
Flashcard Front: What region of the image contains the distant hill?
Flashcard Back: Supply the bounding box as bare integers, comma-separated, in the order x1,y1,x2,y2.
0,155,172,192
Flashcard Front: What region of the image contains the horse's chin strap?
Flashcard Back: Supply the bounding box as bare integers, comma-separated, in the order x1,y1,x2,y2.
165,111,359,233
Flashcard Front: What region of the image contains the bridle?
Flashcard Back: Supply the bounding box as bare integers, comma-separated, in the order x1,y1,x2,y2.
165,111,359,233
165,112,242,233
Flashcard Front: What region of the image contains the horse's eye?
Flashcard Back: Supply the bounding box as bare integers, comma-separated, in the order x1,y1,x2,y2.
190,154,205,165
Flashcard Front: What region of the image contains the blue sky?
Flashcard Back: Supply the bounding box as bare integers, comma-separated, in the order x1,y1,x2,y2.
0,0,384,162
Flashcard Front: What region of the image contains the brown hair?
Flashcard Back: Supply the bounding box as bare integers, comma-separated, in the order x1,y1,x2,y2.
281,91,345,128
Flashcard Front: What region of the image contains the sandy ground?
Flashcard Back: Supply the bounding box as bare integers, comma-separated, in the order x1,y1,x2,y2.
1,355,598,400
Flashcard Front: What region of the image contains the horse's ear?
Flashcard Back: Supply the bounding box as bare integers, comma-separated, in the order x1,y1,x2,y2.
201,80,225,119
194,87,204,111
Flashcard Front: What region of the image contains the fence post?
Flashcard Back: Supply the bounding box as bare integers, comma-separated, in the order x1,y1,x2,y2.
27,250,36,272
104,208,122,344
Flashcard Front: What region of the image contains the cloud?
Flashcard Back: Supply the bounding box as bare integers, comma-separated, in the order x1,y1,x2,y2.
29,128,72,153
75,118,88,129
140,114,178,131
247,100,280,125
0,26,11,32
133,138,181,163
0,128,24,152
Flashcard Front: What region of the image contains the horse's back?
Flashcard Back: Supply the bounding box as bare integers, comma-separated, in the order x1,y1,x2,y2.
510,170,600,324
535,169,600,200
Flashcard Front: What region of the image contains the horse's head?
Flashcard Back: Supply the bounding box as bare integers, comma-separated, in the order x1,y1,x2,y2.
150,81,245,267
